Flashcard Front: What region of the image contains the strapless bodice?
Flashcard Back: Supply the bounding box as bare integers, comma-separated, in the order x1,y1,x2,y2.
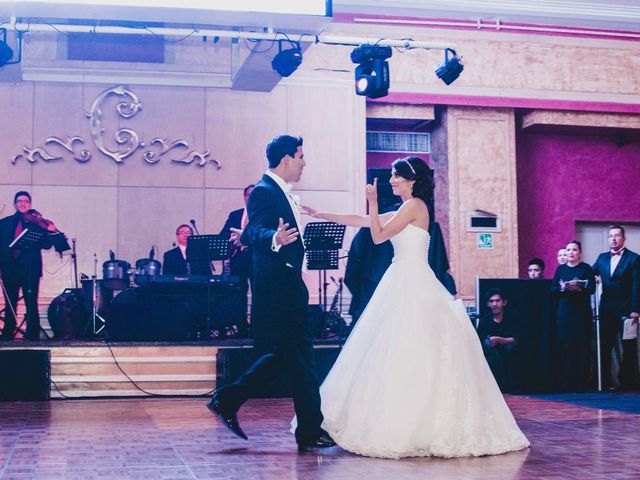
390,223,429,263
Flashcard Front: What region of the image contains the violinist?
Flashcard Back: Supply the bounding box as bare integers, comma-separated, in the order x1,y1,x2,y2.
0,191,57,340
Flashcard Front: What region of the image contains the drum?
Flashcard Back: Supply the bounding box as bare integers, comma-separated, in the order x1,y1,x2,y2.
134,258,162,285
135,258,162,275
102,259,131,290
48,289,86,339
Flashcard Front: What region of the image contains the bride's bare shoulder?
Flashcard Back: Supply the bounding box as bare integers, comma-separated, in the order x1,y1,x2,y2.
402,198,429,213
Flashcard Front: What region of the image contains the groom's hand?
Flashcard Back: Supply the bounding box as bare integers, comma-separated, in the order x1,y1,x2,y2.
275,217,299,246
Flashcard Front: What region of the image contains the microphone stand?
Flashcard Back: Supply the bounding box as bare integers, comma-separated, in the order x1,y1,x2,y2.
594,281,602,392
71,238,79,289
91,253,106,335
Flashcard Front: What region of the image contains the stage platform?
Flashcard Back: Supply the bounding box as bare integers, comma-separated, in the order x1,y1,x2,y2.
0,338,343,399
1,393,640,478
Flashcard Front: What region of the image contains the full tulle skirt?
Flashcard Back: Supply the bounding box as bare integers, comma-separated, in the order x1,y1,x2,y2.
317,257,529,459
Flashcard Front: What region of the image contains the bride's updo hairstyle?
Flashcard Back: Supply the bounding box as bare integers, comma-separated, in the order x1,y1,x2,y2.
391,156,434,205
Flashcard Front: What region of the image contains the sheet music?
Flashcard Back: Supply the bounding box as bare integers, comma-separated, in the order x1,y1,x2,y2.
8,228,28,249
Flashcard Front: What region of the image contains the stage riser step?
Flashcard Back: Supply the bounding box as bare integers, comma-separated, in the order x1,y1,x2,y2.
52,363,215,376
51,380,215,393
50,388,212,399
0,344,219,398
51,346,217,357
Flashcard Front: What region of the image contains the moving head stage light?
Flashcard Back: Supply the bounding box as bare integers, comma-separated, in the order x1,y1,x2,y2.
271,41,303,78
435,48,464,85
350,44,392,99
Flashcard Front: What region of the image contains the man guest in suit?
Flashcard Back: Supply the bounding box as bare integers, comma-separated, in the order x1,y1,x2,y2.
219,184,254,336
162,224,212,275
0,191,56,340
592,225,640,390
207,135,335,451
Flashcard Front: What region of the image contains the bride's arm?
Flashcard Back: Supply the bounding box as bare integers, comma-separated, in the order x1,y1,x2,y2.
301,205,393,227
370,201,422,244
367,179,425,244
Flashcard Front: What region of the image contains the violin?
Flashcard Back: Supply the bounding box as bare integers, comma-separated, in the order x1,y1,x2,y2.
22,209,58,232
21,209,71,254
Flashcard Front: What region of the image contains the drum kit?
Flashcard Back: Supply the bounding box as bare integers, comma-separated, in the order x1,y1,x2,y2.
48,245,162,339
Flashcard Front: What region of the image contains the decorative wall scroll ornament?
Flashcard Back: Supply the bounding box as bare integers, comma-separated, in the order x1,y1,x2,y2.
12,146,62,164
143,138,189,164
87,85,144,164
11,85,220,169
46,136,91,162
172,151,221,169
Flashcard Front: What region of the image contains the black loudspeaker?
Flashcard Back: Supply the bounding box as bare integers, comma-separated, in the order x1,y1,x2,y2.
106,297,193,341
105,285,242,341
216,346,341,398
0,350,51,400
478,279,554,393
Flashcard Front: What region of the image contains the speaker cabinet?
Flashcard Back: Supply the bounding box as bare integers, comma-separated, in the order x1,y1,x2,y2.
0,350,51,401
105,285,242,341
106,300,194,341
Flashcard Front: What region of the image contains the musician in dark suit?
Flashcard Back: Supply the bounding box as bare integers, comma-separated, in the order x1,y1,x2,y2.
219,184,254,336
0,191,55,340
344,202,397,325
592,225,640,390
208,135,335,451
162,224,211,275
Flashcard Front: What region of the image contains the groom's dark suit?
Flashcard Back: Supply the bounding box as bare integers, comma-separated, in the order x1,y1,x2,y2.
213,173,323,444
592,248,640,388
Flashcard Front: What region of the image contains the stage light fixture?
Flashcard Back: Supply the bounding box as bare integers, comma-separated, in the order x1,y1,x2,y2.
435,48,464,85
350,44,392,99
0,40,13,67
0,28,15,67
271,41,303,77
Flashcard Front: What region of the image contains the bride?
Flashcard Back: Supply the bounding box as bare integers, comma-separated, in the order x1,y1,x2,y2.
300,156,530,459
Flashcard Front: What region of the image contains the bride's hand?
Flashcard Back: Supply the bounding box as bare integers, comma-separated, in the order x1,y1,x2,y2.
300,204,319,217
365,178,378,204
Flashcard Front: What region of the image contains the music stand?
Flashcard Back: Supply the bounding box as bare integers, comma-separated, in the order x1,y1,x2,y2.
187,235,231,337
9,228,43,250
8,229,51,339
303,222,346,313
187,234,230,263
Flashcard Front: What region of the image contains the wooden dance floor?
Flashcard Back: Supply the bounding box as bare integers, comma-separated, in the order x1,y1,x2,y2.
1,393,640,479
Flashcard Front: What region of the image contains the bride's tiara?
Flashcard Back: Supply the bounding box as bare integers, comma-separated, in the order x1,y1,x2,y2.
404,159,416,176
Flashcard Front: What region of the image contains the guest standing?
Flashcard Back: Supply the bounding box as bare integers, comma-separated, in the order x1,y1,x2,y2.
592,225,640,390
551,240,595,391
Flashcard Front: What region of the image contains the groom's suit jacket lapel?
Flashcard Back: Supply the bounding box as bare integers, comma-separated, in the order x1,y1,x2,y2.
262,174,299,232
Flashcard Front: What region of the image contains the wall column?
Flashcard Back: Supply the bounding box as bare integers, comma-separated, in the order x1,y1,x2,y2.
444,106,518,301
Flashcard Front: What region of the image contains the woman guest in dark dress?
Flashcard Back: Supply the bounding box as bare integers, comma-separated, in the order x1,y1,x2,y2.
551,240,596,392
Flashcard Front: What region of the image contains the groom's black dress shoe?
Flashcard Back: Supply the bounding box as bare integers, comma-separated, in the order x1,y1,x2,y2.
207,392,247,440
297,432,336,452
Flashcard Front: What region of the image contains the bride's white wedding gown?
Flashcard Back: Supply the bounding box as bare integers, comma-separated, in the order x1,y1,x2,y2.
317,223,530,459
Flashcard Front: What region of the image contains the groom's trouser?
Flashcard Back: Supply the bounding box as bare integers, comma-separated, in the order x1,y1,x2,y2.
217,271,323,444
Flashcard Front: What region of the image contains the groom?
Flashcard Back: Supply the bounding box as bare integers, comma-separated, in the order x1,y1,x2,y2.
208,135,335,451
